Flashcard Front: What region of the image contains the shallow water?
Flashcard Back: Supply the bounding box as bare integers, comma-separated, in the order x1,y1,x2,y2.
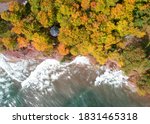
0,54,150,107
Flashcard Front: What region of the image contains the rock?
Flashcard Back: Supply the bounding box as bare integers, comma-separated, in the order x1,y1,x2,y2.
50,26,59,37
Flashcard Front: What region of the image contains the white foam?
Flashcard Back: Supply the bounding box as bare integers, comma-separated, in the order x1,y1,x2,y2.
0,78,7,82
51,71,65,82
21,59,61,91
0,54,26,82
21,59,69,92
71,56,90,65
95,67,128,87
21,56,91,91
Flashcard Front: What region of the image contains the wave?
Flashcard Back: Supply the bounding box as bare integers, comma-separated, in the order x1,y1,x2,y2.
0,54,25,82
95,66,128,87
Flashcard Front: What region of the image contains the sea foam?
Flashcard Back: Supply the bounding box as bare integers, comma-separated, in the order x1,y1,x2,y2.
70,56,90,65
21,59,62,91
95,66,128,87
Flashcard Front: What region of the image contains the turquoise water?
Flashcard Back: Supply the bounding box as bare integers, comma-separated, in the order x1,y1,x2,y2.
1,81,150,107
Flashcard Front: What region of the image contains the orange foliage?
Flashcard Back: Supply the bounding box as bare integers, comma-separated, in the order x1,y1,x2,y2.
17,37,29,48
81,0,90,10
11,25,22,34
57,43,69,56
96,13,107,23
90,1,97,9
80,14,88,24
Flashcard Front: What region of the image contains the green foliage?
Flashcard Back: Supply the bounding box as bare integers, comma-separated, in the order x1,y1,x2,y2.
122,41,150,87
133,1,150,27
0,18,10,36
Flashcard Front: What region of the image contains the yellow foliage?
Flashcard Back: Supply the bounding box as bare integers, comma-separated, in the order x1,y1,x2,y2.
37,11,49,27
117,41,125,49
91,0,105,13
32,33,53,52
116,20,129,36
8,1,19,12
70,47,79,56
111,4,124,19
91,46,108,65
77,41,95,55
129,28,146,38
2,37,16,50
60,5,72,16
81,0,90,10
106,22,116,33
125,0,135,5
105,35,117,49
90,31,105,44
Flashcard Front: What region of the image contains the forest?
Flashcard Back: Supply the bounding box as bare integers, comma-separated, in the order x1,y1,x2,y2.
0,0,150,94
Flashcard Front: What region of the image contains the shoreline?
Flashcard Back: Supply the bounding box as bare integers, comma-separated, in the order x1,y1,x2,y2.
0,48,139,94
2,48,150,98
0,0,149,97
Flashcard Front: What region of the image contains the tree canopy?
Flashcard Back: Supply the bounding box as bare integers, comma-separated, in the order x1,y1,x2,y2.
0,0,149,65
